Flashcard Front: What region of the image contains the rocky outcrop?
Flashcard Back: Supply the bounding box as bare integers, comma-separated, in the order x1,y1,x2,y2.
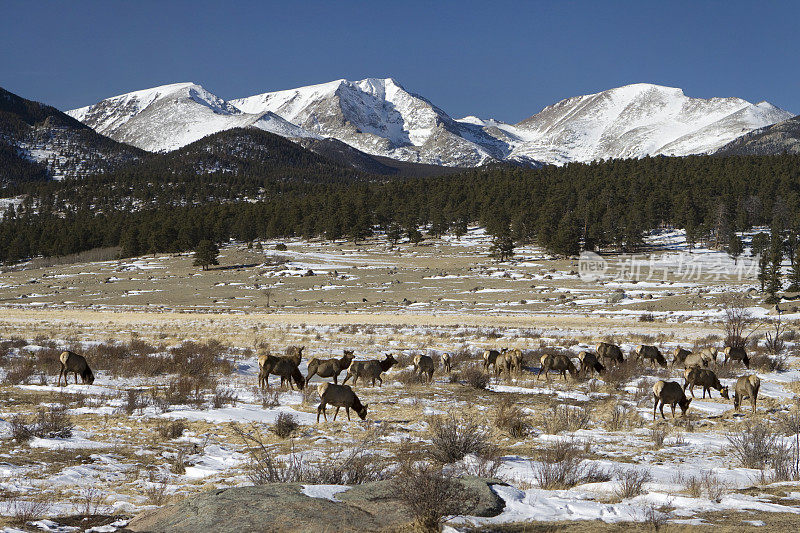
126,477,505,533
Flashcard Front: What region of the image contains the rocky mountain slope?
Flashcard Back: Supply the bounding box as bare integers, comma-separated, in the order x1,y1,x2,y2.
67,79,793,167
714,115,800,155
1,86,143,182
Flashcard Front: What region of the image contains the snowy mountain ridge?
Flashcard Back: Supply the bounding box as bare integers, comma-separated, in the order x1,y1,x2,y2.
67,79,793,166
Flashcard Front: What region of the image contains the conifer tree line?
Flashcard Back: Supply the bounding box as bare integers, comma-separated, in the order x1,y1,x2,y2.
1,152,800,265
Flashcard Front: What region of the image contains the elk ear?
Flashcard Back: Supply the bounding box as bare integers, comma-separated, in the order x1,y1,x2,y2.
363,404,369,409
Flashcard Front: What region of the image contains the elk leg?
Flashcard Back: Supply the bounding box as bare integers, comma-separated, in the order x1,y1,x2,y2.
346,407,351,421
333,406,340,421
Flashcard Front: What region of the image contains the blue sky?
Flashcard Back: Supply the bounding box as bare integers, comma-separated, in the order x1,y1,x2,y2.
2,0,798,121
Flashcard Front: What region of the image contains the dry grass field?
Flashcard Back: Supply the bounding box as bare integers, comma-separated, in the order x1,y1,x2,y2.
1,229,799,532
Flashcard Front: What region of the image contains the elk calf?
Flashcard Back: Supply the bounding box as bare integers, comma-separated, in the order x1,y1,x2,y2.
578,351,605,378
537,353,578,382
316,383,368,422
733,374,761,413
441,352,452,373
683,367,729,399
58,351,95,386
342,353,397,387
653,380,692,420
412,354,435,384
306,350,355,384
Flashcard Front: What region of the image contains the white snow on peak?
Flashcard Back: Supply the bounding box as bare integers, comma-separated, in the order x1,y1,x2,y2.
67,79,793,166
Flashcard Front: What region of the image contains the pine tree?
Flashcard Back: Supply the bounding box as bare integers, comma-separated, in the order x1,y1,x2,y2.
727,234,743,264
488,231,515,262
387,223,402,245
193,239,219,271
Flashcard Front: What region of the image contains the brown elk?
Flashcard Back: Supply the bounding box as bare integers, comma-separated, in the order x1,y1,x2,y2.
733,375,761,413
441,352,452,373
483,348,506,373
596,342,624,366
672,347,692,368
316,383,368,422
653,380,692,420
258,354,305,390
342,354,397,387
636,345,667,368
682,367,729,399
57,351,95,386
306,350,355,384
412,354,435,384
537,353,579,382
578,351,605,378
723,346,749,368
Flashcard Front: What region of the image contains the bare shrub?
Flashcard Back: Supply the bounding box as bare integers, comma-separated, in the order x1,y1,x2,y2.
639,312,655,322
164,377,204,407
495,398,530,438
429,412,490,463
449,345,472,370
272,412,299,438
459,364,489,390
10,496,52,525
122,388,150,415
650,426,668,449
456,447,503,479
143,471,171,506
9,414,33,443
726,420,782,470
394,368,422,385
392,461,479,532
539,404,591,434
255,387,280,409
156,420,185,440
644,503,669,532
605,403,642,432
531,439,608,490
722,293,755,348
771,440,800,482
211,386,239,408
602,360,638,388
614,467,652,499
675,469,730,502
74,486,109,516
5,359,35,385
750,352,789,373
231,423,385,485
764,316,788,355
170,449,187,475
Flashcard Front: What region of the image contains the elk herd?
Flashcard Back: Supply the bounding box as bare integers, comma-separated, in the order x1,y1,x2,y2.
51,338,768,426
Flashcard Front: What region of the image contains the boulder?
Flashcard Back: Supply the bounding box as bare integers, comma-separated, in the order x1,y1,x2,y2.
127,477,505,533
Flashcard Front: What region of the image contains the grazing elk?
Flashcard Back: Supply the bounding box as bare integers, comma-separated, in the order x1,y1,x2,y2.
441,352,452,373
653,380,692,420
683,367,729,399
578,351,605,378
342,353,397,387
258,354,305,390
733,374,761,413
483,348,507,373
636,345,667,368
596,342,624,366
683,351,712,369
57,351,95,386
412,354,435,384
723,346,749,368
316,383,368,422
306,350,355,384
537,353,579,382
672,347,692,368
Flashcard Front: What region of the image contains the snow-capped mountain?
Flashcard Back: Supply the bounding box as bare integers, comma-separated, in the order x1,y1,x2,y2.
232,78,507,167
460,84,793,165
67,80,793,167
715,114,800,156
67,82,316,152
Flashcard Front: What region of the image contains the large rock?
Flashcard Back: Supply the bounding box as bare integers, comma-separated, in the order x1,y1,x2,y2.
127,477,505,532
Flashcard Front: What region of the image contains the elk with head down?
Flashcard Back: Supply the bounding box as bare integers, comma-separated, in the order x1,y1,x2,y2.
653,380,692,420
342,353,398,387
537,353,579,382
